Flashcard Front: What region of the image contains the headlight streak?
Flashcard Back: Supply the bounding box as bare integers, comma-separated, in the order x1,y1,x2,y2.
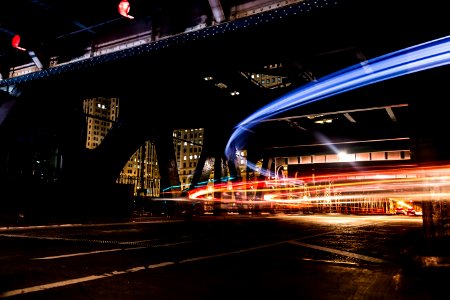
187,164,450,209
224,35,450,170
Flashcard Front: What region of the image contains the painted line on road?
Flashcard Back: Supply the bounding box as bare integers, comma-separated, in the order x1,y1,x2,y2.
178,240,287,263
31,240,192,260
300,258,359,265
0,239,289,297
0,233,193,248
0,231,385,297
32,246,147,260
0,219,184,231
288,240,387,264
0,262,175,298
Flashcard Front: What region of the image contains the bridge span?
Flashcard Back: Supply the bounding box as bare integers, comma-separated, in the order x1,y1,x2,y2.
1,0,346,205
1,0,450,249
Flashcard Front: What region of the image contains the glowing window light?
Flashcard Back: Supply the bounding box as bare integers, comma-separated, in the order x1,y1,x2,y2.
215,82,227,89
314,118,333,124
338,151,355,162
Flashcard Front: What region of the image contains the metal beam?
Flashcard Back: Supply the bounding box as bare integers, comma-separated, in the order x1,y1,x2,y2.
208,0,226,24
385,107,397,122
262,104,408,122
344,112,356,123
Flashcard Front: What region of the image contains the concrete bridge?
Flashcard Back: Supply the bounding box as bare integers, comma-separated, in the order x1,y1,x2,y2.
1,0,450,250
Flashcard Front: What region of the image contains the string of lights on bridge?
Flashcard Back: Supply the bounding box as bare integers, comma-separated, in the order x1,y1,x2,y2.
0,0,336,87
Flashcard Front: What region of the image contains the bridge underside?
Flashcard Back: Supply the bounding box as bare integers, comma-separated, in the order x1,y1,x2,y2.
0,0,449,223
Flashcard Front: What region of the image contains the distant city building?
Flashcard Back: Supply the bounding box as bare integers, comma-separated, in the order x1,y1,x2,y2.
83,97,119,149
236,149,248,179
173,128,204,191
241,63,294,90
82,96,160,196
116,141,160,197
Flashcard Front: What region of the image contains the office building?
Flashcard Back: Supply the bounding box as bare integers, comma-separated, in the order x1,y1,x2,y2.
173,128,204,191
83,97,119,150
83,97,160,196
116,140,160,197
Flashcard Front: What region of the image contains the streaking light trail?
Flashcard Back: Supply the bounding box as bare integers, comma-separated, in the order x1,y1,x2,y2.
187,163,450,216
225,35,450,167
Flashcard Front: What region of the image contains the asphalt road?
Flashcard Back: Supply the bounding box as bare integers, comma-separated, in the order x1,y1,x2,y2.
0,214,445,299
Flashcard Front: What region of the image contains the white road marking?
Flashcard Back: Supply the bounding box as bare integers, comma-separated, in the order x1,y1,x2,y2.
0,240,288,297
0,219,184,231
31,240,191,260
0,233,193,248
0,265,155,298
288,240,387,264
300,258,359,265
179,240,287,263
32,246,147,260
0,218,392,297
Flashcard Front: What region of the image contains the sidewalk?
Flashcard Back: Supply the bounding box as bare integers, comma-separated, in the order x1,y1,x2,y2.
402,238,450,268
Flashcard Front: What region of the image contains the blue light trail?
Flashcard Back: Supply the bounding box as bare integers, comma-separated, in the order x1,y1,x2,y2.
225,35,450,171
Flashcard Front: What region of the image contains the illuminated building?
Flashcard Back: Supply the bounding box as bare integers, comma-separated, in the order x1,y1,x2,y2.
116,141,160,197
269,149,416,214
83,97,160,196
173,128,204,191
83,97,119,150
241,63,294,90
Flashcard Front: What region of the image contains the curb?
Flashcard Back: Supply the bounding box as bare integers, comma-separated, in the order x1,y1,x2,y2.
413,255,450,268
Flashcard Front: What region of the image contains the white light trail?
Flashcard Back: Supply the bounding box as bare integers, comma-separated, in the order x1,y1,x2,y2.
225,35,450,163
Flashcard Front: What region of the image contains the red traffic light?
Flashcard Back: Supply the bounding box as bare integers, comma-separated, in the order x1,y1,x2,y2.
118,0,134,19
12,34,26,51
